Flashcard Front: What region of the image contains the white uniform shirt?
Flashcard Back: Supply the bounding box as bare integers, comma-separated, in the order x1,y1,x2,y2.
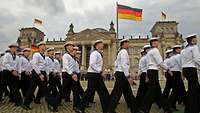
31,52,47,75
62,53,76,75
74,60,80,74
54,58,62,75
46,56,55,75
146,48,168,70
169,54,182,72
138,55,148,74
163,58,171,72
115,49,130,77
20,56,32,73
0,56,4,71
181,45,200,68
2,52,21,73
88,50,103,73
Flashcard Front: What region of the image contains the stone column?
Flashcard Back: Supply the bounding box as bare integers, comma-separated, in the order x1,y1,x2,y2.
81,45,86,70
108,44,111,68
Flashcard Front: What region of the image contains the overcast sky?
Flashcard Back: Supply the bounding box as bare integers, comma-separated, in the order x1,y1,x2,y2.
0,0,200,52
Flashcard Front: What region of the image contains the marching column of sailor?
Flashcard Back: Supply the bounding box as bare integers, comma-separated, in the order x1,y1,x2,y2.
0,34,200,113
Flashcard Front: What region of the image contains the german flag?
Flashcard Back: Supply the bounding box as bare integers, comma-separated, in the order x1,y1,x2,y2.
117,4,142,21
34,18,43,25
31,44,39,52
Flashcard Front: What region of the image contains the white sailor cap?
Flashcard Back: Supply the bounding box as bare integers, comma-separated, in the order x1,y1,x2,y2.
172,45,182,49
36,41,46,47
73,46,79,50
184,34,197,39
76,51,82,54
120,38,129,44
64,41,74,47
8,43,18,48
47,47,55,52
94,39,103,46
55,51,61,54
143,45,151,49
165,49,173,54
148,37,160,42
22,48,31,52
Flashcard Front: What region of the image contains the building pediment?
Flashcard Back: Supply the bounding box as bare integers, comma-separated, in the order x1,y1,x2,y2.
65,28,115,44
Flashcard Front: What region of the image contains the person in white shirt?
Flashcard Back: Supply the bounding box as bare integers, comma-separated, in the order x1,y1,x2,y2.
46,48,58,96
136,45,151,109
74,50,84,99
162,49,173,99
61,42,75,102
53,51,62,95
0,43,22,107
22,41,48,110
180,34,200,113
76,39,109,113
167,45,187,111
19,48,32,97
137,37,175,113
108,39,136,113
71,46,85,111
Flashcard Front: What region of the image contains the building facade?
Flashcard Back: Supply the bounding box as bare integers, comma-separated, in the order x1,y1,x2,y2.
18,21,183,77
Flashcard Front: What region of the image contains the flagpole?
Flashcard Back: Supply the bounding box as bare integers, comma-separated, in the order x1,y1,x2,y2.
116,2,119,39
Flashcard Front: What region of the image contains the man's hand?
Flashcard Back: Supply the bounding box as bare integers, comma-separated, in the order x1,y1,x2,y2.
167,70,173,76
72,74,78,82
39,74,45,81
12,70,18,77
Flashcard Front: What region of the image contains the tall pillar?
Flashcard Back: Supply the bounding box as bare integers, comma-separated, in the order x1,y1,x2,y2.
108,44,111,68
81,45,86,70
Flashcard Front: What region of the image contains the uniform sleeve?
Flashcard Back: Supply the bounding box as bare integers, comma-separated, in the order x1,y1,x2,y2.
120,50,130,77
45,58,50,75
17,57,22,74
31,53,41,75
2,54,13,71
138,58,142,75
153,49,169,70
89,52,101,72
54,60,59,73
192,46,200,67
63,54,73,75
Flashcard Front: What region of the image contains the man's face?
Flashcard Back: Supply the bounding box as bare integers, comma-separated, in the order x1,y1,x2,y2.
151,40,158,47
66,45,74,53
75,53,81,60
175,48,181,53
96,42,104,51
10,46,17,53
192,37,198,45
48,50,54,56
55,54,61,59
73,49,77,56
23,51,31,57
39,45,46,51
123,42,129,48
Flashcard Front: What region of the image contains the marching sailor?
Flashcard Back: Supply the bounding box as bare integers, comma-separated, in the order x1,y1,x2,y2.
108,38,136,113
76,39,110,113
137,37,175,113
180,34,200,113
23,41,48,110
